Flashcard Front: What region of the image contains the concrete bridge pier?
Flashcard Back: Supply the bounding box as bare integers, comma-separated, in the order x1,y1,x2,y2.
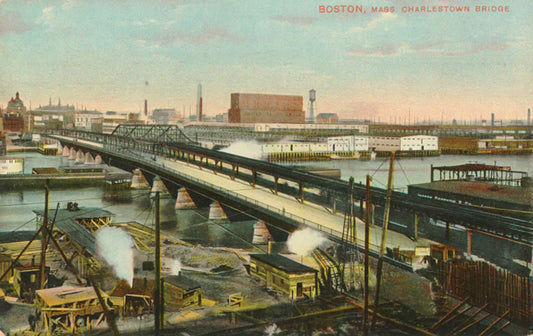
131,168,149,189
75,150,85,163
62,146,70,157
175,188,196,209
151,176,169,194
68,148,77,160
252,220,272,245
94,155,103,164
84,152,94,164
209,201,228,222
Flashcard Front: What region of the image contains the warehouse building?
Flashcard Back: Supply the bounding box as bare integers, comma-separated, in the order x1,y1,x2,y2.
250,254,318,300
228,93,305,124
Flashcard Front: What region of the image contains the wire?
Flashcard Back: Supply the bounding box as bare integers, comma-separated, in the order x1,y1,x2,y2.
396,159,412,186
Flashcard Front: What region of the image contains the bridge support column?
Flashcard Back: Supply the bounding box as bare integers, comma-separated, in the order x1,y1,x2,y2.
274,177,279,194
214,160,218,175
299,182,304,203
231,165,236,180
84,152,94,164
333,195,337,215
252,220,272,245
175,188,196,209
131,169,149,189
198,157,203,170
209,202,228,223
62,146,70,157
75,150,84,164
94,155,103,164
151,176,168,194
68,148,77,160
467,228,472,255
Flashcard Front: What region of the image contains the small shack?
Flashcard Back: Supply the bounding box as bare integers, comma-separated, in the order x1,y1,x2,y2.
12,263,49,301
109,279,153,317
250,254,319,300
163,275,202,311
34,285,112,334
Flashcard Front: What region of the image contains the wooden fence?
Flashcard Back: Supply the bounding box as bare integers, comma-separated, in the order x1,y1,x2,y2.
437,260,532,325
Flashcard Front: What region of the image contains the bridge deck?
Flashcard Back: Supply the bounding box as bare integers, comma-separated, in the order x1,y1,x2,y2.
160,156,433,254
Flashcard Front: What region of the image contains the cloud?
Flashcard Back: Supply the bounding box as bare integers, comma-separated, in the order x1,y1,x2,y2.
133,18,176,27
0,11,32,35
348,40,511,57
348,43,409,57
151,25,245,46
270,15,318,26
349,12,396,33
37,6,55,26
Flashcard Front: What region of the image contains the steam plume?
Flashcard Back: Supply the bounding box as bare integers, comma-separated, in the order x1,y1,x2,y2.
96,227,135,286
220,140,263,160
170,259,182,276
286,228,327,256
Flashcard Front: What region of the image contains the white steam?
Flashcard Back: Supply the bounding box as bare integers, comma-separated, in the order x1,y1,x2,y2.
220,140,263,160
286,228,327,256
96,227,135,286
170,259,182,276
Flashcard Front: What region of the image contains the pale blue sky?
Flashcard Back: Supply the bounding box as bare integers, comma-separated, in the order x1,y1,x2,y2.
1,0,531,122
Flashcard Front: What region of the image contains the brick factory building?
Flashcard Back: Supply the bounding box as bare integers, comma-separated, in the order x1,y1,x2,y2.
228,93,305,123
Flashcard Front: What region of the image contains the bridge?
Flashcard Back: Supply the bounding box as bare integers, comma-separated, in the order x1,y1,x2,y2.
43,125,533,272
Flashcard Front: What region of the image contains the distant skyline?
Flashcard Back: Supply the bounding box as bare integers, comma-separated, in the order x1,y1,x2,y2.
1,0,531,122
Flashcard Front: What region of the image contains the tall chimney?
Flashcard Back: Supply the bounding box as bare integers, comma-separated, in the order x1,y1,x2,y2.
528,108,531,127
144,99,148,117
491,113,495,127
196,83,202,122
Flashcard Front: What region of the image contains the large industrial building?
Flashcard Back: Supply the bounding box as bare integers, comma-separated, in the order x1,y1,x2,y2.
228,93,305,124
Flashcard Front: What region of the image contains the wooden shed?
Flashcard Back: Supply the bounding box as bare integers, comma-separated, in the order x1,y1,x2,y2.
34,285,112,334
163,275,202,311
250,254,319,300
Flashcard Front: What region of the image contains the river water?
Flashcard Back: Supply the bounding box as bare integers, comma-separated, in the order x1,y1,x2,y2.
1,152,531,250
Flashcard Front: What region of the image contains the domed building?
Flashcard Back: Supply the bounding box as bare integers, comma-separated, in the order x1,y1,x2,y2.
2,92,27,132
6,92,27,115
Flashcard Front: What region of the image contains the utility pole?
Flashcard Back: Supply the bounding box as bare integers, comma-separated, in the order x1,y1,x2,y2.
372,151,395,328
154,191,162,335
363,175,371,336
40,181,49,289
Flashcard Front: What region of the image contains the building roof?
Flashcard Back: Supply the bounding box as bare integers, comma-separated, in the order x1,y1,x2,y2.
33,207,115,255
251,254,317,273
35,286,108,307
408,181,532,210
164,275,201,291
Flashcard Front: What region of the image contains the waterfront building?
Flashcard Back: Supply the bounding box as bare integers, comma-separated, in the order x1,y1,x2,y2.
315,113,339,124
327,135,369,152
228,93,305,124
0,157,24,175
75,109,103,131
151,108,179,124
32,98,75,132
400,135,439,151
249,253,319,300
3,92,27,132
368,135,402,151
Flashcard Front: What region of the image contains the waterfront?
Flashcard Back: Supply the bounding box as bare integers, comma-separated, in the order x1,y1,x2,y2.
1,152,531,246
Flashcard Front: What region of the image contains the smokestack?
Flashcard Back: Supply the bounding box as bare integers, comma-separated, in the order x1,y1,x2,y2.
144,99,148,117
491,113,495,127
528,108,531,127
196,83,202,122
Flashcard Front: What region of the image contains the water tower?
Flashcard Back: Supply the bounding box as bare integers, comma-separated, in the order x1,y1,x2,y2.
308,89,316,123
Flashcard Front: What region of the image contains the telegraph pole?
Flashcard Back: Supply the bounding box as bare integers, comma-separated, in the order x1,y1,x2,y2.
154,191,161,335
